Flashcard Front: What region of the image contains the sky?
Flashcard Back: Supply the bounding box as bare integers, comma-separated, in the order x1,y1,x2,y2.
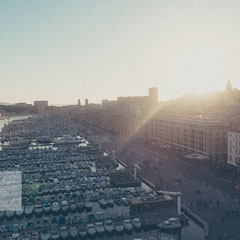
1,0,240,105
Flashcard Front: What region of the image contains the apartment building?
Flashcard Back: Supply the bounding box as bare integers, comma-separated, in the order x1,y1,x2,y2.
227,130,240,167
81,88,158,139
148,115,227,161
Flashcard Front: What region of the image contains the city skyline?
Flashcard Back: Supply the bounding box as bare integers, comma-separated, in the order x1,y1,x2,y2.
1,0,240,105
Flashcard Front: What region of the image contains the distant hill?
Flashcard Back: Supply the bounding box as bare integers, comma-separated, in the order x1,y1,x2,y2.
0,102,11,106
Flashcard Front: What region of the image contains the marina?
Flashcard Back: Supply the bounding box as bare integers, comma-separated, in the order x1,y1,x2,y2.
0,116,205,240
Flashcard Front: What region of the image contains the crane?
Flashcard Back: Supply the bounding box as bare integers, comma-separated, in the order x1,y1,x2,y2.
134,163,141,180
157,190,182,216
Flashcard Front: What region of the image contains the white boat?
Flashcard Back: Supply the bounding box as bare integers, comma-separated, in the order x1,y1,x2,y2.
114,221,124,233
6,210,15,219
1,138,30,149
99,198,108,207
60,226,69,239
86,223,97,236
95,222,105,234
78,226,87,237
121,197,129,206
49,227,59,240
123,219,133,232
132,217,142,229
69,200,77,212
34,204,43,215
158,218,181,232
60,200,69,212
104,219,114,233
40,228,50,240
0,211,5,220
84,200,93,210
25,204,33,216
69,226,78,238
52,135,81,145
16,208,24,218
43,201,51,213
52,202,60,213
108,198,114,205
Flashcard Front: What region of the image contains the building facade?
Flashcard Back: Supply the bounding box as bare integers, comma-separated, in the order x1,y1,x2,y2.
33,101,48,114
227,130,240,167
148,115,227,161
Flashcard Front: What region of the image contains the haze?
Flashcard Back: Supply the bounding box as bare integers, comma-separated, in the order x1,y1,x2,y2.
1,0,240,105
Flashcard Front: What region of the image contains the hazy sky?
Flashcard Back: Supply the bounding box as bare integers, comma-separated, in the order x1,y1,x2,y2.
1,0,240,105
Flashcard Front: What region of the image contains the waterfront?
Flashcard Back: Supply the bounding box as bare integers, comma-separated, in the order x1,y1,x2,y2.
0,116,205,240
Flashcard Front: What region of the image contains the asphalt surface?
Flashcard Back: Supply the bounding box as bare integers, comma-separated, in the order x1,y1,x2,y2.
82,124,240,240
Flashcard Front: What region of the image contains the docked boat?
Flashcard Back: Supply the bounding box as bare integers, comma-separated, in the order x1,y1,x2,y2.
123,219,133,232
95,222,105,235
104,219,114,233
36,136,51,144
49,227,60,240
121,197,129,206
34,204,43,216
25,204,33,217
69,226,78,239
86,223,97,236
69,200,77,212
115,221,124,234
99,198,108,208
84,200,93,211
52,135,81,145
60,226,69,239
0,211,5,220
60,200,69,213
43,200,51,214
77,201,84,211
158,217,181,233
132,217,142,230
5,210,15,220
52,202,60,214
108,198,114,206
40,227,50,240
78,225,87,238
1,138,31,150
114,198,121,206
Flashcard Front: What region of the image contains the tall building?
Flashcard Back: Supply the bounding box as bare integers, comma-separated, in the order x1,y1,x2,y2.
225,79,232,94
227,129,240,167
148,115,227,161
33,101,48,114
78,99,81,106
85,99,89,106
148,87,158,104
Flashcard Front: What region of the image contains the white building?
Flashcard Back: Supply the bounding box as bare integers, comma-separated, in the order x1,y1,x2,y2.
227,130,240,167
